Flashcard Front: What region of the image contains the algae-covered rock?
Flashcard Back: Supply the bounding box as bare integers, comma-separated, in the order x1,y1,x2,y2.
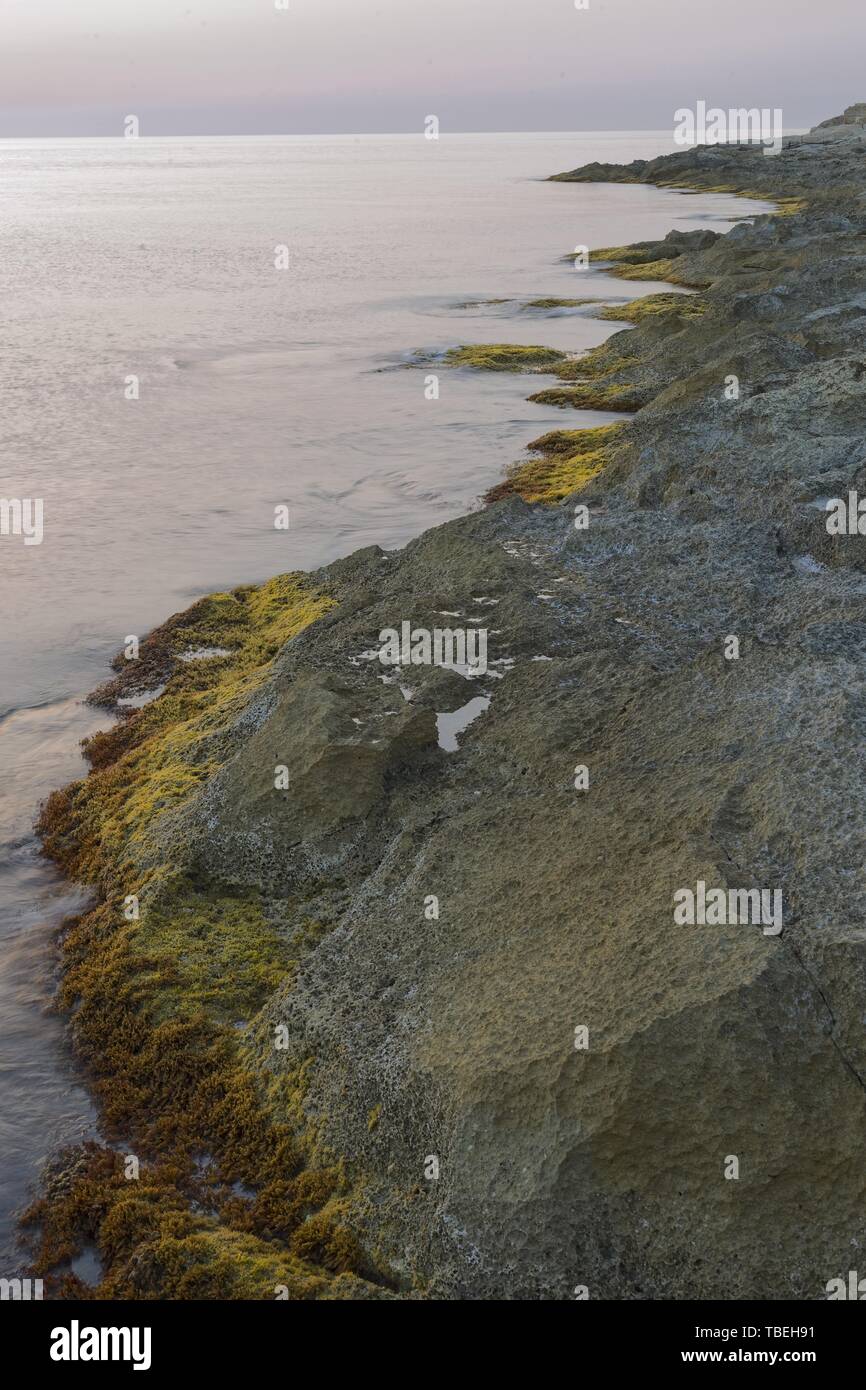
34,106,866,1300
443,343,568,371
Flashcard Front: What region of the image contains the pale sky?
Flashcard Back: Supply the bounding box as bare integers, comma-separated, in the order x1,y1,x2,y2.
0,0,862,136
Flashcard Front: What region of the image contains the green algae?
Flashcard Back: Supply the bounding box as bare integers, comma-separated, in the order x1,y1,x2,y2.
550,163,809,218
29,572,393,1299
658,180,807,216
517,290,708,409
443,343,567,372
598,292,706,323
523,297,595,310
484,422,626,505
548,170,643,184
91,573,332,709
24,1145,376,1300
585,245,699,285
44,574,334,893
527,382,644,411
607,256,684,283
553,344,640,382
589,244,666,266
454,297,597,313
135,882,292,1025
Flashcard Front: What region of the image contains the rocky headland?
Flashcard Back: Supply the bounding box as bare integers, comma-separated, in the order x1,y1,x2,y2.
30,109,866,1299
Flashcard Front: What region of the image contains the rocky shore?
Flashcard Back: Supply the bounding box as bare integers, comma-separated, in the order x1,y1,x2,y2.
31,108,866,1299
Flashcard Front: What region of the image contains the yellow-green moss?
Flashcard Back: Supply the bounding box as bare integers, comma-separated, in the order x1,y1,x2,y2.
23,1146,377,1300
135,882,293,1024
770,196,807,217
554,344,640,382
91,573,333,708
609,256,683,282
658,180,807,216
484,423,626,505
548,171,643,185
455,297,600,312
42,574,333,893
444,343,567,372
586,245,698,283
598,292,706,322
528,382,644,411
590,244,661,266
23,884,380,1296
523,297,595,310
28,573,392,1299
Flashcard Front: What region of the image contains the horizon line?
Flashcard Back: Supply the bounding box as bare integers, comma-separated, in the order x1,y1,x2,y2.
0,125,811,141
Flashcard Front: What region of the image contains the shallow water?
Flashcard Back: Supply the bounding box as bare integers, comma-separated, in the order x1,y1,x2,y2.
0,699,103,1274
0,131,772,1273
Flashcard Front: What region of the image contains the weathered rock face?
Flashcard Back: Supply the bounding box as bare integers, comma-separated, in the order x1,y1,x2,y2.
815,104,866,131
175,496,866,1297
39,111,866,1299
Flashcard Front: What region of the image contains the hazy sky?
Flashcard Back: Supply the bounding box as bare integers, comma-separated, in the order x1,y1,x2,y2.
0,0,862,136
